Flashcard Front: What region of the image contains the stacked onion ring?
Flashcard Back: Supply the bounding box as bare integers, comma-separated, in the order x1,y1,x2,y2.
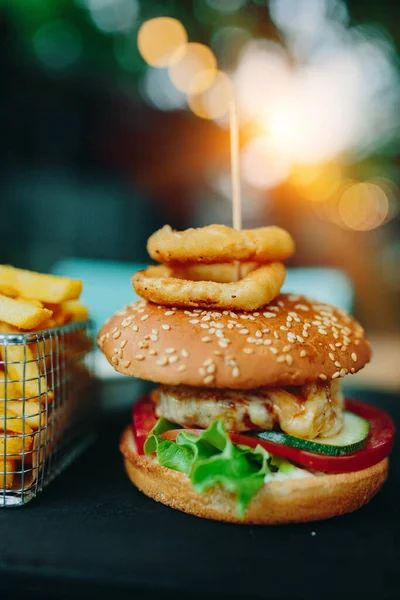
132,224,295,310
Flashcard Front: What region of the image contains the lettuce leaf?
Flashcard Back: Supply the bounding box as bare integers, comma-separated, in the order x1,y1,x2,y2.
144,418,278,518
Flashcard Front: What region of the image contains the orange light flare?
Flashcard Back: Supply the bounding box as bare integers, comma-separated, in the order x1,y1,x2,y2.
338,182,390,231
188,70,233,120
290,162,343,202
137,17,188,67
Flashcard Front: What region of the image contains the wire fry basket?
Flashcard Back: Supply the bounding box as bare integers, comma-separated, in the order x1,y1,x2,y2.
0,320,95,507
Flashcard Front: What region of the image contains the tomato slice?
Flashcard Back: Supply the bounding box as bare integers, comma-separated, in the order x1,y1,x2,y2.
132,395,395,474
132,394,158,455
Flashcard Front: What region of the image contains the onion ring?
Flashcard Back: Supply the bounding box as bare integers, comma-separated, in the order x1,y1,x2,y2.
132,262,286,310
147,224,295,265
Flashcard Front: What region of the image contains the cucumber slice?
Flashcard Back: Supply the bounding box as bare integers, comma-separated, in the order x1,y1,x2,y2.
253,411,370,456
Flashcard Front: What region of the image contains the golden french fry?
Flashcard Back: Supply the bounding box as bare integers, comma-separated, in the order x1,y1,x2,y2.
0,406,34,435
0,370,21,399
61,301,89,322
0,294,52,330
0,284,18,298
0,459,16,489
0,265,82,303
0,432,34,455
3,400,46,431
0,324,53,401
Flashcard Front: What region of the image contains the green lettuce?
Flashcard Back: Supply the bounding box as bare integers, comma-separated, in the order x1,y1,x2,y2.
144,418,279,518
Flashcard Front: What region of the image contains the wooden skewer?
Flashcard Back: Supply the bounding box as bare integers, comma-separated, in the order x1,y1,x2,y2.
229,97,242,281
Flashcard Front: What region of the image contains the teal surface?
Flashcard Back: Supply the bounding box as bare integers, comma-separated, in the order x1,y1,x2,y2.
52,258,354,334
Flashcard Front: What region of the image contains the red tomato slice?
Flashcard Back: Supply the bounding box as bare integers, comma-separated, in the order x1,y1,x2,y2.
132,394,158,455
132,395,395,474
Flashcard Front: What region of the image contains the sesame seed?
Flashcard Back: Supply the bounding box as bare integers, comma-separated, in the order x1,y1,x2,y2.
164,311,174,316
207,364,216,374
263,312,277,318
202,336,212,343
120,339,127,349
243,348,254,354
156,357,168,366
121,317,133,328
247,337,255,344
150,335,158,342
165,348,175,354
218,340,229,348
204,375,215,385
332,371,340,379
152,328,159,335
277,355,285,363
189,319,199,325
135,354,145,361
253,312,260,317
350,367,356,374
280,326,288,331
138,342,149,349
148,349,157,355
329,353,335,361
335,342,341,347
113,348,122,356
199,367,206,377
111,327,118,334
270,347,278,354
213,350,222,356
124,360,131,368
215,330,224,338
161,324,171,331
232,367,240,378
262,328,270,334
200,323,209,329
132,325,139,332
255,330,262,338
274,332,280,339
329,344,335,351
168,355,178,364
239,329,249,335
140,315,149,321
264,339,272,346
296,336,304,343
285,355,293,366
300,350,307,357
181,349,189,358
227,324,234,329
319,373,327,380
203,358,213,366
255,339,263,345
340,368,348,377
177,364,186,372
111,356,119,365
318,329,327,335
112,330,121,339
282,345,291,353
351,353,357,362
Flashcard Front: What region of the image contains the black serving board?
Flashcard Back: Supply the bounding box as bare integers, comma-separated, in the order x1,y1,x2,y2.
0,385,399,600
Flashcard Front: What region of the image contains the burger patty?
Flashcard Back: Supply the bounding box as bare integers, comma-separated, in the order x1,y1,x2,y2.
152,381,344,439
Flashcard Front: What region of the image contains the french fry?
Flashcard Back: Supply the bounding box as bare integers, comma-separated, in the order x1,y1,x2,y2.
0,324,54,401
0,285,18,298
0,294,52,330
0,434,34,455
4,400,46,431
0,370,21,399
0,265,82,303
0,459,16,489
61,301,89,322
0,406,34,435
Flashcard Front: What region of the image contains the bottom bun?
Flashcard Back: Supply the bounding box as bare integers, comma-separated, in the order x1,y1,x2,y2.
120,426,388,525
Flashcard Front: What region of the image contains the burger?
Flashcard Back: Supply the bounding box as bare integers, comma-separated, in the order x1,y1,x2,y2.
97,226,394,524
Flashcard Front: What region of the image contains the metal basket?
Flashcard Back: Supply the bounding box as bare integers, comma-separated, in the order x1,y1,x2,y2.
0,320,95,507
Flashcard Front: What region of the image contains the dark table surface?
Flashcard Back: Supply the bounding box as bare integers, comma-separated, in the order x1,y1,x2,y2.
0,382,399,600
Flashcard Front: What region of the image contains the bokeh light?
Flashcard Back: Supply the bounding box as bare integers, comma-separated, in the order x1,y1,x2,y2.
141,68,186,112
188,71,232,120
87,0,139,34
137,17,188,68
205,0,248,14
290,163,342,202
168,43,217,94
241,137,291,189
338,182,389,231
34,20,82,70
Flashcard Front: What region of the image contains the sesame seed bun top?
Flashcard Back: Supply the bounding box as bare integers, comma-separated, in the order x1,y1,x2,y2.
97,294,371,390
